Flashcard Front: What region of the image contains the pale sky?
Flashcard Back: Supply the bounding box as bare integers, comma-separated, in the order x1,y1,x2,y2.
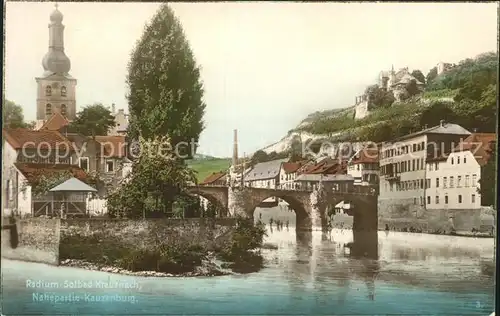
4,2,498,157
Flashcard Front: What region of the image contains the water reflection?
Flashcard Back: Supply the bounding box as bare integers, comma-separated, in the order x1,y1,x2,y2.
1,225,494,315
276,227,494,302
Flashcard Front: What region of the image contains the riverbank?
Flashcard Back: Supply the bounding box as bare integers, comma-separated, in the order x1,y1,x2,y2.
59,253,233,277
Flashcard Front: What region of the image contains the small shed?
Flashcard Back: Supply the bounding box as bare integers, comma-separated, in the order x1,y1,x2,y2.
49,177,97,218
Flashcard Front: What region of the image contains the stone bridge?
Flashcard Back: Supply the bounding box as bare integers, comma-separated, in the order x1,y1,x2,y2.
186,185,377,232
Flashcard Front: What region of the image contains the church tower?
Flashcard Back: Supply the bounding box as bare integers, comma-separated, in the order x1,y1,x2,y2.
35,4,77,127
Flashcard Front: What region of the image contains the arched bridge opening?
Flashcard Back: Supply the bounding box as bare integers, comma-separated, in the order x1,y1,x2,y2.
243,188,313,231
185,187,229,218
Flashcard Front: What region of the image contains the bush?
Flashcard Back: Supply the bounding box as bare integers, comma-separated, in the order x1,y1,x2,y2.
216,217,267,273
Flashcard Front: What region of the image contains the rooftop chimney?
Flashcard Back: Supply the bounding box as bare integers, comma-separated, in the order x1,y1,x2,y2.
232,129,238,167
440,120,445,127
111,103,116,114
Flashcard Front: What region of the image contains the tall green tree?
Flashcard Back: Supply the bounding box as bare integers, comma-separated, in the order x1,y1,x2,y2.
107,136,196,218
251,150,269,164
126,4,206,159
364,85,395,108
411,70,426,84
2,100,32,129
70,103,116,138
418,101,457,128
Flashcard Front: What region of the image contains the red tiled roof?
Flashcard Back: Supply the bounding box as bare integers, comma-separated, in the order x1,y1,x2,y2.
14,163,88,184
350,148,379,165
94,135,126,158
282,162,303,174
3,128,73,151
200,172,226,185
40,112,70,131
454,133,496,166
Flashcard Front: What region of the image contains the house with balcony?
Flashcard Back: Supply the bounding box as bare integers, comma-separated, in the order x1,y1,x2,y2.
347,147,379,187
294,174,354,192
378,121,471,217
425,133,495,211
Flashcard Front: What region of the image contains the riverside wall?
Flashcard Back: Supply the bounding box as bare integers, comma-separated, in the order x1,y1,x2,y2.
1,217,61,265
1,218,238,265
377,199,494,233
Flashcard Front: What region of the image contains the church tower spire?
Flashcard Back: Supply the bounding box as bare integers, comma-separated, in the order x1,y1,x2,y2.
42,3,71,75
34,3,77,128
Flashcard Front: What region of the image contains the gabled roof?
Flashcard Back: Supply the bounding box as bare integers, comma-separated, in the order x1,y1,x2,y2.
200,172,227,185
453,133,496,166
14,163,88,185
349,148,379,165
49,177,97,192
3,128,73,151
94,135,127,158
390,123,471,143
40,112,70,131
281,162,303,174
244,158,288,181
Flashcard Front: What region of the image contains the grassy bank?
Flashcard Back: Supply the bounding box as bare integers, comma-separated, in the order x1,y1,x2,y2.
59,217,266,275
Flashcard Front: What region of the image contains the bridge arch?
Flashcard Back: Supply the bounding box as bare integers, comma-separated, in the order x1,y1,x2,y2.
242,188,313,231
185,187,229,217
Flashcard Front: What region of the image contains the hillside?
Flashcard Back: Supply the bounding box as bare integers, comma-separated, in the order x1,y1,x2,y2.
259,52,497,155
187,157,231,182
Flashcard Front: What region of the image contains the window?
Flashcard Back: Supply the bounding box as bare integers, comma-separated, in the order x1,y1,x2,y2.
472,194,476,203
435,163,439,170
420,196,423,205
427,196,431,204
106,160,114,172
450,176,454,188
414,197,417,205
443,177,447,188
472,174,477,185
45,85,52,96
413,144,416,152
416,159,420,170
421,142,425,151
451,157,454,165
357,164,360,171
436,178,439,188
421,158,424,169
465,175,470,187
412,159,415,171
429,163,433,171
458,195,462,203
436,195,440,204
61,86,67,97
420,179,424,189
426,179,431,188
445,195,449,204
464,157,467,164
457,176,462,188
46,104,52,116
457,156,460,164
61,104,67,116
79,157,89,171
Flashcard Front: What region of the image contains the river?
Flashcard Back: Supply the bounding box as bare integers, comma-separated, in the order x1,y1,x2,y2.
1,209,495,315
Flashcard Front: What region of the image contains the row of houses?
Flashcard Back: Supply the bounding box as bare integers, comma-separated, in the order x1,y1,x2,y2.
201,121,495,212
2,112,131,217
